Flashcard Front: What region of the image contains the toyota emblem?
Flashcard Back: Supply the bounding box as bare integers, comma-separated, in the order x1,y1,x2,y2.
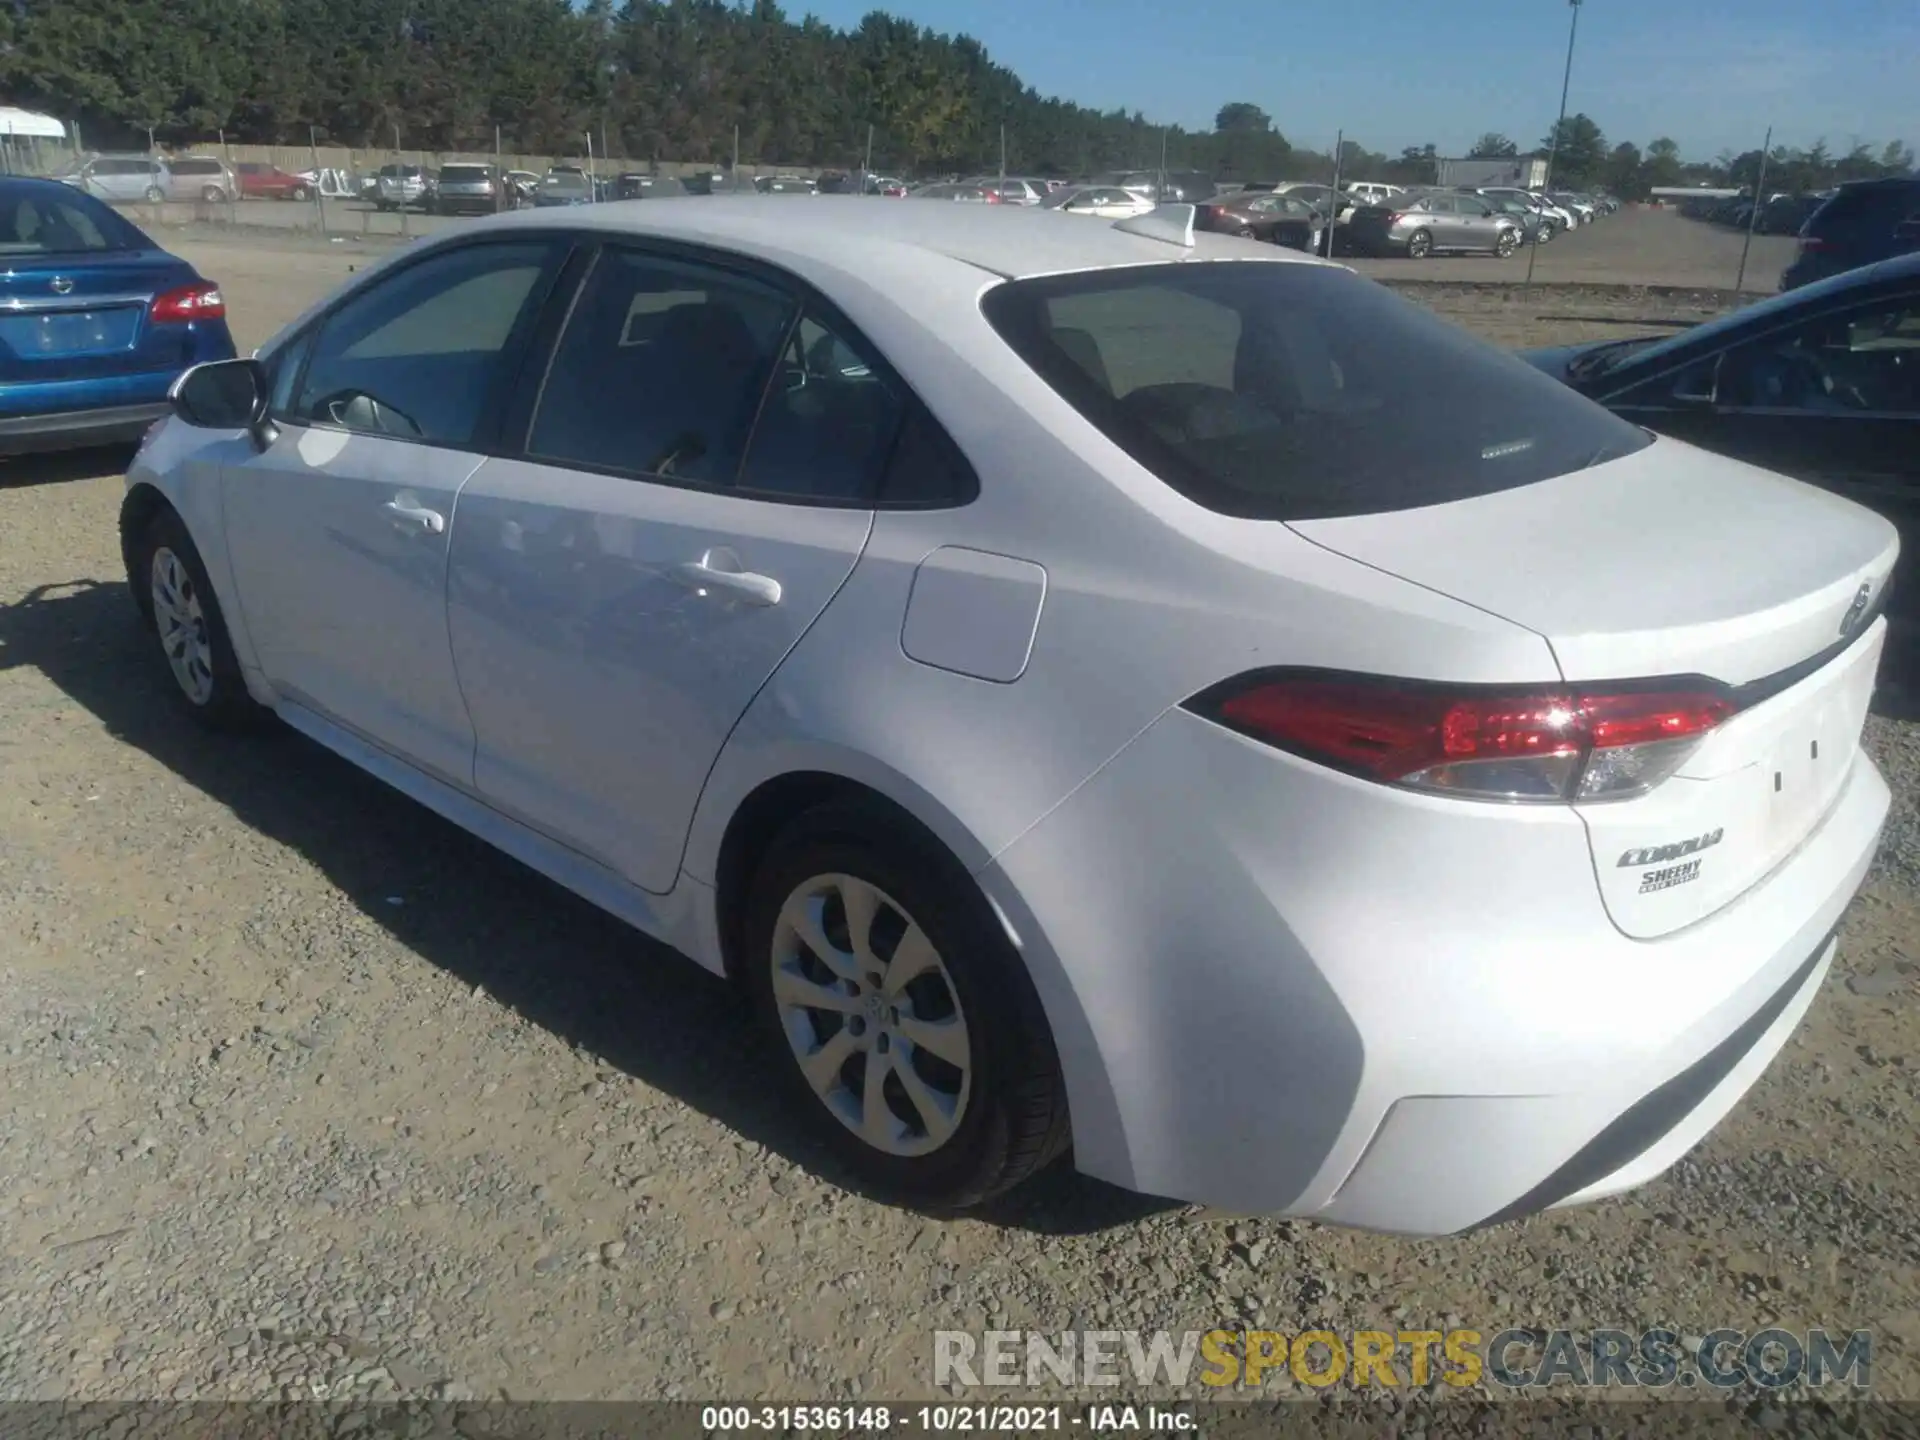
50,276,73,295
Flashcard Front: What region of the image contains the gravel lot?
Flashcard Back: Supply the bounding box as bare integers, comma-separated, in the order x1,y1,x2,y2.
0,230,1915,1407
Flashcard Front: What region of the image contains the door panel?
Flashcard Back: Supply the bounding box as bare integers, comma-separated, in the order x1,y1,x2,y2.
218,237,568,781
446,462,871,890
444,244,905,892
224,428,484,781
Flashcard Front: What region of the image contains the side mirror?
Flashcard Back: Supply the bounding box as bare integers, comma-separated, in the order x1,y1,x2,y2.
170,357,268,431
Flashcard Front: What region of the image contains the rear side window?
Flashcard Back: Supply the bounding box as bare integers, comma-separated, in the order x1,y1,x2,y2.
527,248,793,484
171,159,222,176
980,262,1651,520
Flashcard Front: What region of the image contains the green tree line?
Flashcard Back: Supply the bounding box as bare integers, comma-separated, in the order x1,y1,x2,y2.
1,0,1912,189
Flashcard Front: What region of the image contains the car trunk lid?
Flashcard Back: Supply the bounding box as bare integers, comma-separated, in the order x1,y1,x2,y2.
1290,437,1898,937
0,251,199,384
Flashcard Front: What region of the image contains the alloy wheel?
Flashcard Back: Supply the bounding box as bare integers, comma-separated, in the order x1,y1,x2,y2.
150,546,215,705
770,872,971,1157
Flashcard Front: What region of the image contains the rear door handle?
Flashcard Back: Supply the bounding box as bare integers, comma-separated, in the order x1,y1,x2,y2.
383,498,445,535
673,554,782,607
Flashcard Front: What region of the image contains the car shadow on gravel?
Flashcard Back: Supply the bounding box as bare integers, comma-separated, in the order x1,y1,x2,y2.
0,445,139,487
0,576,1176,1238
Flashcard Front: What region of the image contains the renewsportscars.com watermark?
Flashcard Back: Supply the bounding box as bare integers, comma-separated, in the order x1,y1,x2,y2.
934,1328,1874,1391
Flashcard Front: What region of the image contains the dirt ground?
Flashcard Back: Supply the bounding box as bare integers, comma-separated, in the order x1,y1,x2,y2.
0,231,1915,1409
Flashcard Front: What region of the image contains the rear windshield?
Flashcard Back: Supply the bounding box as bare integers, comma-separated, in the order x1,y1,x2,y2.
0,188,147,254
979,261,1651,520
170,158,223,175
1809,182,1919,236
439,166,491,182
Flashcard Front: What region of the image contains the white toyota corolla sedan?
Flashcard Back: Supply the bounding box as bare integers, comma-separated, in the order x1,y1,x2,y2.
129,198,1897,1234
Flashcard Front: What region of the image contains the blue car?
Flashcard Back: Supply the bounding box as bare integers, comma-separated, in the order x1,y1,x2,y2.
0,176,236,457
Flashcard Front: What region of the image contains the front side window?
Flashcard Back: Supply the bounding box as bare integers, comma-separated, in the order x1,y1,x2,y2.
1718,296,1920,415
292,241,557,444
526,248,793,483
981,262,1652,521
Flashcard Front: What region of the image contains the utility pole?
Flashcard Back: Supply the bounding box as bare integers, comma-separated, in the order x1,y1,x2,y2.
585,130,597,201
999,123,1007,182
1734,125,1773,299
1158,127,1169,199
864,123,874,187
310,125,328,234
1526,0,1583,290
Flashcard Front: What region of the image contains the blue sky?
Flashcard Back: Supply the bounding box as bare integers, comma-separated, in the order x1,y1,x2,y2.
794,0,1919,160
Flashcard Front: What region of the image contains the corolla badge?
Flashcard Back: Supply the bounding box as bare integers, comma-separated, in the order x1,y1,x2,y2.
1618,828,1723,869
50,276,73,295
1839,583,1872,638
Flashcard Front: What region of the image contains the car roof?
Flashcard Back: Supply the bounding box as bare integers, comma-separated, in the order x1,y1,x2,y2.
462,195,1333,281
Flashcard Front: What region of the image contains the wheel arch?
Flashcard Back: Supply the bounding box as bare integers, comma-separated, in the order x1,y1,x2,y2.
701,759,998,988
691,750,1127,1180
118,481,188,618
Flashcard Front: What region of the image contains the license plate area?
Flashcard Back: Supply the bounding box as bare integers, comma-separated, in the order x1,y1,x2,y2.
0,306,142,358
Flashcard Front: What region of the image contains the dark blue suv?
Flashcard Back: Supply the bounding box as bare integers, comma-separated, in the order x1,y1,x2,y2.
1781,177,1920,290
0,177,236,457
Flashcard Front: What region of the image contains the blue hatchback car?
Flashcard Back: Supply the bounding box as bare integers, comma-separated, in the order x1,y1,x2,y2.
0,176,236,457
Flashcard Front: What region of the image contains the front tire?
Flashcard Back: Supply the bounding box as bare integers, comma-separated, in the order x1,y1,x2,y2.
135,510,268,731
1495,228,1519,258
744,801,1070,1209
1405,228,1433,259
291,185,311,202
143,185,165,204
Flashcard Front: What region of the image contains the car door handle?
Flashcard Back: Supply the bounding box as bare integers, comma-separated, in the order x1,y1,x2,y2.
673,557,782,607
383,498,445,535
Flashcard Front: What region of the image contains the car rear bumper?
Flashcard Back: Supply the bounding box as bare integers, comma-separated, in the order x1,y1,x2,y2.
0,400,169,455
978,705,1889,1234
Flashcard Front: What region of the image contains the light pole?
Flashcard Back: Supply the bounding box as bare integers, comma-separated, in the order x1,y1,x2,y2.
1525,0,1583,288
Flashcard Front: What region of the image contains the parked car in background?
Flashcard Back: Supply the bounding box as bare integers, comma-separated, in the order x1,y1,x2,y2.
1473,189,1556,244
754,175,819,195
1782,178,1920,291
1525,250,1920,622
163,156,236,204
1346,191,1524,258
1039,185,1155,220
1548,191,1596,224
1094,170,1216,204
1755,193,1824,236
373,164,431,211
1197,189,1326,252
432,163,503,215
0,177,235,456
234,163,312,202
57,155,170,205
533,167,595,207
908,182,1002,203
961,177,1047,206
134,199,1896,1233
1342,181,1405,208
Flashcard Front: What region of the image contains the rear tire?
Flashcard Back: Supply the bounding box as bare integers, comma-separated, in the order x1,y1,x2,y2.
201,184,226,204
143,185,165,204
134,509,270,732
743,800,1071,1210
291,185,310,202
1405,228,1433,259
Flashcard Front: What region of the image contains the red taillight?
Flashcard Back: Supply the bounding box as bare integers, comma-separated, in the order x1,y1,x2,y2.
1385,211,1405,226
983,191,1003,204
150,282,225,323
1191,673,1734,803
